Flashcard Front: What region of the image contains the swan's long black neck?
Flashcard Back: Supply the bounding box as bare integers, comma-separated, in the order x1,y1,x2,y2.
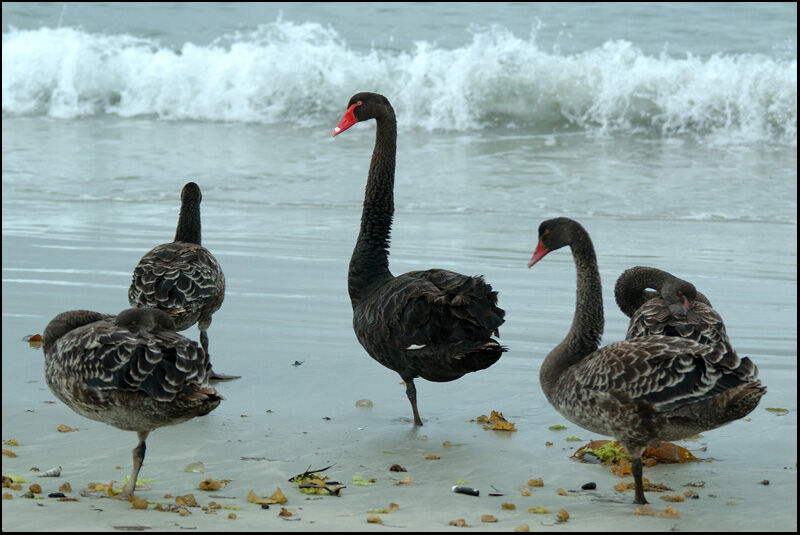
175,201,201,245
614,266,670,318
348,111,397,305
540,227,604,398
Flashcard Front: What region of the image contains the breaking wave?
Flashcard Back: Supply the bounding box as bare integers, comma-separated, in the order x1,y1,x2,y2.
2,20,796,145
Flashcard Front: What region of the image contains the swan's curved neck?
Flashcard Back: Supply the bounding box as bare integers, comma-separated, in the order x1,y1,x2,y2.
615,266,670,317
348,112,397,304
540,230,604,398
175,201,201,244
43,310,109,353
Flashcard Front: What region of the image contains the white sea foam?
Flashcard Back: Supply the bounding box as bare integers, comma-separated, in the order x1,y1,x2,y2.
2,21,796,145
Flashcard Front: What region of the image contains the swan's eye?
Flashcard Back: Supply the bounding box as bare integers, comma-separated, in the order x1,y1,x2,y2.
356,100,363,106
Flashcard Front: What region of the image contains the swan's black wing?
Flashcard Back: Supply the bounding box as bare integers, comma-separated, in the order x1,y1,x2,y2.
354,269,506,381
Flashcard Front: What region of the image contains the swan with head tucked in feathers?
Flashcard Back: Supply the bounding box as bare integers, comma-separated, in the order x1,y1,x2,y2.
43,307,223,498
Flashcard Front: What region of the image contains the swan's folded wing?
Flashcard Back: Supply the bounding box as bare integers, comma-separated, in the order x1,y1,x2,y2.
359,269,505,349
577,336,753,413
57,319,212,403
626,300,730,349
128,242,224,313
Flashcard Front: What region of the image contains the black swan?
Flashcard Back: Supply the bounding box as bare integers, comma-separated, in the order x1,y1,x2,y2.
43,307,223,498
528,217,765,504
332,92,506,426
128,182,238,381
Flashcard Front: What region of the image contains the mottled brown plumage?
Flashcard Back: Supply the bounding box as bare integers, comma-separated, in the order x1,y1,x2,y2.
529,218,765,504
615,266,731,350
334,92,506,426
43,307,223,498
128,182,236,381
615,266,711,319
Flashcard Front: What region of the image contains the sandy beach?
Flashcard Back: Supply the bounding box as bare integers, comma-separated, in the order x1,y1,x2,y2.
2,360,797,532
2,358,797,532
2,215,797,531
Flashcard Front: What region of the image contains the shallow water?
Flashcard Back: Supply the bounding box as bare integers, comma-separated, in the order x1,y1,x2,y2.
2,2,797,531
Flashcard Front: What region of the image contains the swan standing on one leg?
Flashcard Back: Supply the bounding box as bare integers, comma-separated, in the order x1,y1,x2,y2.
333,92,506,426
43,307,223,499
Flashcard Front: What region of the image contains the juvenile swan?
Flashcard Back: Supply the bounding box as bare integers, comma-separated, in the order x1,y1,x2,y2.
528,218,765,504
43,307,223,498
128,182,237,381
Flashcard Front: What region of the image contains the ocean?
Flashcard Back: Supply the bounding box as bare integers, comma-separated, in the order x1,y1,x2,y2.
2,2,796,531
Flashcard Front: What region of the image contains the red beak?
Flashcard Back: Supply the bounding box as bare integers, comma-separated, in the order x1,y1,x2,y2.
332,103,360,136
527,240,549,268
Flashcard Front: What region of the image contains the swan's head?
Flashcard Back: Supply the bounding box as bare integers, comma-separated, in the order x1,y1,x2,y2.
115,307,176,333
332,92,393,136
181,182,202,204
528,217,583,268
661,277,699,317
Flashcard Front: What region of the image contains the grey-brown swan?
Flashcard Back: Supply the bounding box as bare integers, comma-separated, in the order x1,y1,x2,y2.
128,182,238,381
43,307,223,498
332,92,506,426
615,266,711,319
528,217,765,504
615,266,730,349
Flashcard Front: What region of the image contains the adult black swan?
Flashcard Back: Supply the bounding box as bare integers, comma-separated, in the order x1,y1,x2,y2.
528,217,765,504
128,182,238,381
332,92,506,426
43,307,223,498
615,265,730,348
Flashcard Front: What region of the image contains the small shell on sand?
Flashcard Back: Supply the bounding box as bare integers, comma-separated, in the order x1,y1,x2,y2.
38,466,62,477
